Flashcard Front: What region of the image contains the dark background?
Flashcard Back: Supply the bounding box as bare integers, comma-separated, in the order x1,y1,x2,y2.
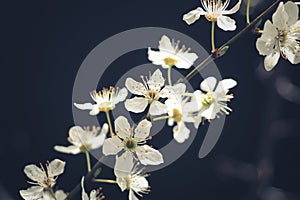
1,0,300,199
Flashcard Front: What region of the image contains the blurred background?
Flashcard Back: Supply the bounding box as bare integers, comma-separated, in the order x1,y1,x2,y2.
1,0,300,199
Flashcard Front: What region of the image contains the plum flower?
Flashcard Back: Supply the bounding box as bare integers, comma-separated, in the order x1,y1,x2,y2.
164,83,196,143
183,0,242,31
186,77,237,126
43,190,67,200
256,1,300,71
114,159,150,200
74,87,128,115
102,116,163,171
19,159,66,200
81,177,105,200
125,69,174,116
148,35,198,69
54,124,108,155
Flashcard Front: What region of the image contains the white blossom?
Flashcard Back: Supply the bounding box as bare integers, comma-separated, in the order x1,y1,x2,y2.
125,69,174,115
114,159,150,200
102,116,164,171
256,1,300,71
164,83,196,143
148,35,198,69
43,190,67,200
183,0,241,31
54,124,108,155
81,177,104,200
74,87,128,115
186,77,237,126
19,159,66,200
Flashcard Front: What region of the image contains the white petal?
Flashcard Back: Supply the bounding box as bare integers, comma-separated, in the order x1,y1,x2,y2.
222,0,242,15
130,176,149,193
115,116,132,139
55,190,67,200
147,48,169,69
125,78,147,96
183,7,206,25
114,152,134,177
54,145,81,155
89,105,100,115
69,126,87,146
173,122,190,143
74,102,93,111
158,35,176,54
47,159,65,177
260,20,278,41
201,103,220,119
113,87,128,104
175,52,198,69
149,100,167,116
125,97,148,113
215,78,237,94
102,136,123,155
284,1,299,26
129,190,139,200
272,2,288,30
19,186,43,200
136,145,164,165
134,119,152,141
90,123,108,149
24,164,45,183
81,177,89,200
217,15,236,31
116,177,127,192
148,69,165,89
264,51,280,71
200,77,217,92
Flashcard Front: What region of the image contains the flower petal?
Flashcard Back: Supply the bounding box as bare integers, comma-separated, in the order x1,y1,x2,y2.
19,186,44,200
134,119,152,141
130,176,149,193
55,190,67,200
200,77,217,92
81,177,89,200
54,145,81,155
129,189,139,200
272,2,288,30
69,126,87,146
74,103,100,116
173,122,190,143
264,51,280,71
125,97,148,113
113,87,128,104
217,15,236,31
136,145,164,165
148,69,165,89
158,35,176,54
175,52,198,69
115,152,134,177
183,7,206,25
115,116,132,139
215,78,237,94
90,123,108,149
201,103,220,119
148,48,169,69
24,164,45,183
47,159,66,177
222,0,242,15
116,177,127,192
284,1,299,26
149,100,168,116
125,78,147,96
102,136,123,155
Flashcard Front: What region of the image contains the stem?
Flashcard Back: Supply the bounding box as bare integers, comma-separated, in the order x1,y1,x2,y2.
94,178,117,184
168,66,172,86
211,21,216,53
180,0,281,82
153,115,172,121
50,188,57,200
246,0,251,24
66,156,105,200
105,111,114,137
85,151,91,172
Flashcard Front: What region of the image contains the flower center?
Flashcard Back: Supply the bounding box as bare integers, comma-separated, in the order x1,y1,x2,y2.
42,177,56,188
79,144,92,152
202,93,214,107
148,90,158,100
205,13,220,22
278,30,287,43
124,138,137,151
164,57,178,67
172,108,182,122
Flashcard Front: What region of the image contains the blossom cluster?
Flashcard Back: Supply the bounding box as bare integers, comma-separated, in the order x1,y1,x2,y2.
19,1,300,200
